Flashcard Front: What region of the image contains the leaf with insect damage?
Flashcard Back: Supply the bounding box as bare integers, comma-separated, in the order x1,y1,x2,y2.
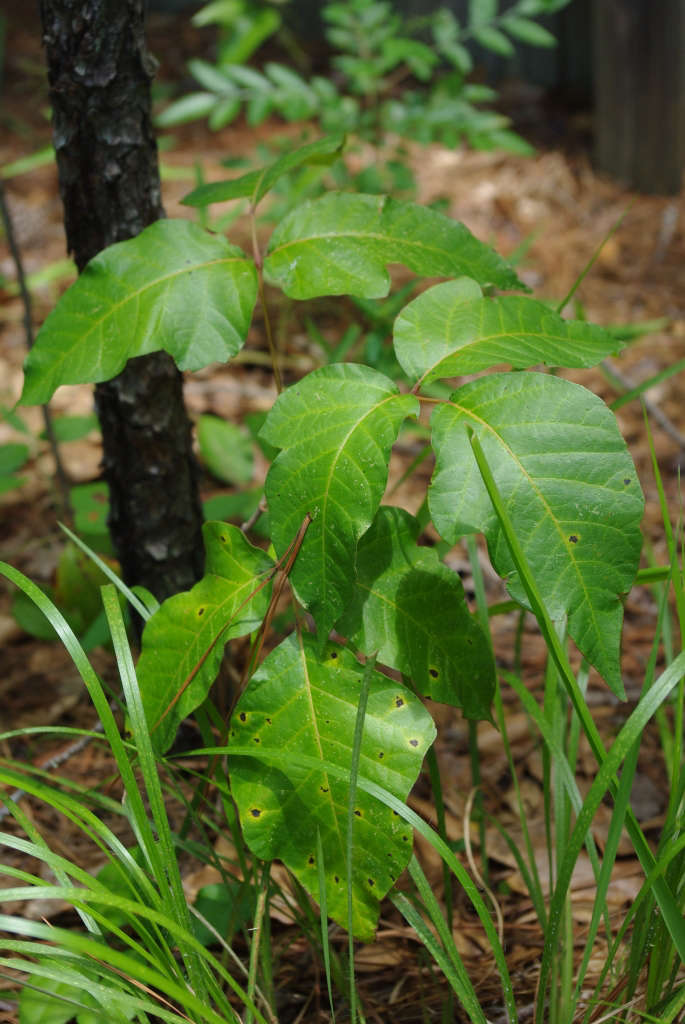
229,633,435,940
137,523,274,754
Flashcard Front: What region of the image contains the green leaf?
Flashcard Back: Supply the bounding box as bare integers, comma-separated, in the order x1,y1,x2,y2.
11,543,120,644
393,279,624,387
202,488,262,526
0,405,30,434
246,91,274,126
502,15,557,47
263,192,524,299
479,128,536,156
208,95,242,131
468,0,498,24
223,9,282,64
12,585,60,642
19,970,103,1024
473,26,516,55
265,62,313,94
187,57,238,94
245,409,279,461
193,880,256,946
261,364,419,639
229,633,436,940
226,64,271,91
21,220,257,406
155,91,218,127
337,506,495,719
181,134,345,208
381,38,437,79
428,372,644,694
93,846,149,931
441,41,473,73
137,522,274,754
0,475,26,495
44,414,99,443
0,442,29,475
197,415,254,486
54,541,120,638
191,0,238,26
70,482,111,550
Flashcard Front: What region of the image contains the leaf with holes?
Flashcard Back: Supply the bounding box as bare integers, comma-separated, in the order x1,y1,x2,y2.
337,506,495,719
393,279,624,388
137,523,274,754
429,372,644,695
263,192,524,299
21,220,257,405
229,633,435,940
260,364,419,640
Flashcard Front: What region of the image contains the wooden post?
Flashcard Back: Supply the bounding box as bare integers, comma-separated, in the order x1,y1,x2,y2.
593,0,685,194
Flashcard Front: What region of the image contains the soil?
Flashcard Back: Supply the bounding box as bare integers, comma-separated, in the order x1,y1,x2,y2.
1,6,684,1023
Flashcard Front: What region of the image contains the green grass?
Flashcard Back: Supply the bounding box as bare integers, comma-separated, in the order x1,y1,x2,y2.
1,431,683,1023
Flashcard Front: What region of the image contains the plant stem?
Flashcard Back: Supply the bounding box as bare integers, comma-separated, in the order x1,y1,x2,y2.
346,651,376,1024
465,533,489,885
246,862,271,1024
251,204,283,393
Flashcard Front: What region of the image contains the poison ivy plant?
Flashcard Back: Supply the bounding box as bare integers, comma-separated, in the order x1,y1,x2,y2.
18,135,644,939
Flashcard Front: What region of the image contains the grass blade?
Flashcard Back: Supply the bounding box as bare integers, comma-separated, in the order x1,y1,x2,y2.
102,584,207,1002
466,430,685,984
346,651,376,1023
317,827,336,1023
392,891,487,1024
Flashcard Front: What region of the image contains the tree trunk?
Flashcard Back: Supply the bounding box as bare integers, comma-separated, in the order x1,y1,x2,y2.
593,0,685,194
39,0,205,603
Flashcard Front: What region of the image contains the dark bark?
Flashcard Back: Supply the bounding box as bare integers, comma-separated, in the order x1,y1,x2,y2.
593,0,685,194
39,0,204,602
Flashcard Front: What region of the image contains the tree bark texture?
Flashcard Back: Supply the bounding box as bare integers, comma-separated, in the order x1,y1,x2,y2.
593,0,685,194
40,0,205,602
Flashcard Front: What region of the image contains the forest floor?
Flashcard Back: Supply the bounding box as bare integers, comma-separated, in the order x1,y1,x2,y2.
1,7,685,1023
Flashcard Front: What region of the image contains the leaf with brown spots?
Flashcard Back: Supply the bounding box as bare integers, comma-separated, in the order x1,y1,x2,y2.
137,523,274,754
229,633,435,940
429,372,644,696
337,506,495,719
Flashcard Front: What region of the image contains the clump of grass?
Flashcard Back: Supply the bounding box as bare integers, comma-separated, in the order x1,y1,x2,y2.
1,414,684,1024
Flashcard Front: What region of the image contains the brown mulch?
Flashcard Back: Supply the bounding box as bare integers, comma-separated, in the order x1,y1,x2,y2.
1,7,684,1023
